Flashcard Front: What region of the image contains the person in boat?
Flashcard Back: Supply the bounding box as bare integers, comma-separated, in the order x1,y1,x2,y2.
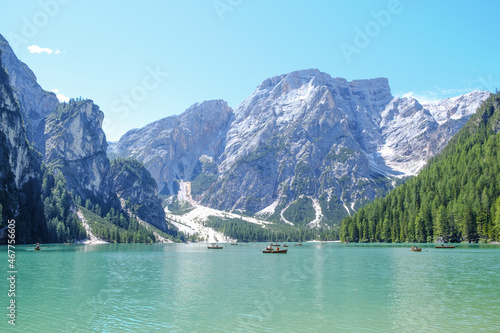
412,246,414,250
277,247,279,251
35,243,40,250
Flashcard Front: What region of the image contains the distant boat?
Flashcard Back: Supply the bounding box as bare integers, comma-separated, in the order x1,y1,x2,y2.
270,243,280,246
322,242,327,245
34,243,41,251
262,248,288,254
295,243,303,246
435,245,455,249
411,247,422,252
208,243,223,249
231,243,238,245
282,244,288,247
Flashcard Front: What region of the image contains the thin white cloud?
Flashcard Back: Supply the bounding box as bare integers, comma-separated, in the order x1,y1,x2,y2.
51,89,70,103
27,45,61,55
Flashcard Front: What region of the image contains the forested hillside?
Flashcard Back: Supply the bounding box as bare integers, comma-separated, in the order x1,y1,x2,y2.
340,92,500,243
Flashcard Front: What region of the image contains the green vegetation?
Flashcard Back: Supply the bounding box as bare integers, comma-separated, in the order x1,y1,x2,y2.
282,196,316,225
318,193,349,224
42,168,86,242
191,173,218,195
205,216,338,242
340,93,500,243
167,195,195,215
325,147,355,163
78,206,156,243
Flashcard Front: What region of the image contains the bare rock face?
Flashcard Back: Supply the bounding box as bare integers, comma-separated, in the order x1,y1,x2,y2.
109,99,233,195
44,100,117,210
111,69,491,226
0,49,45,242
0,34,58,152
111,159,168,232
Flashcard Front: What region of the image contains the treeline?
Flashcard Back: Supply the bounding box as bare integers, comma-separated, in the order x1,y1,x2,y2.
340,93,500,243
42,168,86,242
205,217,339,242
78,207,157,243
41,167,180,244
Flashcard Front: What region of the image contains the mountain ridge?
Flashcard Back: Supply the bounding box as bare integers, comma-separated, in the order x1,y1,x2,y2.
111,68,490,227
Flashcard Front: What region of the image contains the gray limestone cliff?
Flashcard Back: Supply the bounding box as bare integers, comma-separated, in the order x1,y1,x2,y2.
0,34,58,152
111,159,168,232
44,99,118,211
111,69,490,226
109,99,233,195
0,49,46,242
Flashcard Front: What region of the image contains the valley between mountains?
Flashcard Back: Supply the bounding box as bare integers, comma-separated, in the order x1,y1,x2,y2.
0,33,491,243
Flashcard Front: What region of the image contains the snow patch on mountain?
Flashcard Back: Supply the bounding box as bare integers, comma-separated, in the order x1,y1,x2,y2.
424,90,491,124
307,198,324,228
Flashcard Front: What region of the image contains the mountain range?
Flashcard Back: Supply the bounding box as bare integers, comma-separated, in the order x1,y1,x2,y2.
340,92,500,243
0,34,173,243
110,69,490,230
0,32,492,243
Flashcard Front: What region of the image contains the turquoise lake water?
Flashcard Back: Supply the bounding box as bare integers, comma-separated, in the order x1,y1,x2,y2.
1,242,500,332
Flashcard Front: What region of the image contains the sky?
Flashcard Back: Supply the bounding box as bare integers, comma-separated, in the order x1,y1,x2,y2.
1,0,499,141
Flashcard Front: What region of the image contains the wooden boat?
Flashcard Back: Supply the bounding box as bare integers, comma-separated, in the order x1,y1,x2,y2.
411,248,422,252
262,248,288,254
270,243,280,246
208,243,223,249
282,244,288,247
294,243,303,246
435,245,455,249
231,243,238,245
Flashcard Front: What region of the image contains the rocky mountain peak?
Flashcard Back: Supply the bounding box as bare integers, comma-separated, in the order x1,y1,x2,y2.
179,99,233,133
111,68,491,227
424,90,491,124
0,34,58,150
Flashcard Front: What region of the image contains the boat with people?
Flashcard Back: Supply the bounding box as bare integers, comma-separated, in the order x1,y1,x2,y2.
294,243,303,246
231,243,238,245
282,244,288,247
270,243,280,246
262,249,288,253
208,243,223,249
435,244,455,249
262,245,288,254
411,246,422,252
34,243,41,251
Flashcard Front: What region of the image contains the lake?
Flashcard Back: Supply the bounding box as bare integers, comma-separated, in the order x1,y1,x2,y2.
2,242,500,332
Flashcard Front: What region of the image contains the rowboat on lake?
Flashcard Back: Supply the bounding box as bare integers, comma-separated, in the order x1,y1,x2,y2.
282,244,288,247
411,246,422,252
262,248,288,254
295,243,303,246
208,243,223,249
435,245,455,249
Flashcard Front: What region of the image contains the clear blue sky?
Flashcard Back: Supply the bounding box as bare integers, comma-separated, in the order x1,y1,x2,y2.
1,0,499,141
